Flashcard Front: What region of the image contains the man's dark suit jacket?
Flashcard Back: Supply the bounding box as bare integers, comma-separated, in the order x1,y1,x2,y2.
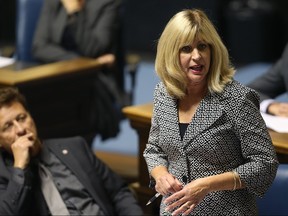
32,0,122,141
0,136,143,215
248,43,288,102
32,0,119,63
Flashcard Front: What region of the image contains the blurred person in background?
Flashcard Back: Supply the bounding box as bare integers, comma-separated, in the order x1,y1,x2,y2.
32,0,117,63
32,0,126,144
248,43,288,117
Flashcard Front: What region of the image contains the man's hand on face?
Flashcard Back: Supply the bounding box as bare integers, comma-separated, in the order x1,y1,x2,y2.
61,0,85,15
12,133,35,169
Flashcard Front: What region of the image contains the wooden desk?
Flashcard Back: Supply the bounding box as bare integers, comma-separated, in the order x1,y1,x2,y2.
0,58,105,143
95,150,138,183
0,58,104,85
122,103,288,215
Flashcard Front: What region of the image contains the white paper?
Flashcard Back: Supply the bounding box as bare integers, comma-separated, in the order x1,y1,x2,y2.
261,112,288,133
0,56,15,68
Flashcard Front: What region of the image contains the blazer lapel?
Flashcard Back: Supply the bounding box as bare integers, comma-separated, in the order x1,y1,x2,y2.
184,93,223,142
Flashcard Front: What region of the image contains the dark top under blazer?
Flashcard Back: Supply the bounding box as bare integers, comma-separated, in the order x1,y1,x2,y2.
248,43,288,101
0,136,143,215
144,81,278,215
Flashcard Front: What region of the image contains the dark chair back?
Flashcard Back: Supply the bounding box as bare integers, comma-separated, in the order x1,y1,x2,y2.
257,164,288,215
15,0,44,62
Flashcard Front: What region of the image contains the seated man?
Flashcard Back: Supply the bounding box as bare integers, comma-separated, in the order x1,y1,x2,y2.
0,87,143,215
248,43,288,117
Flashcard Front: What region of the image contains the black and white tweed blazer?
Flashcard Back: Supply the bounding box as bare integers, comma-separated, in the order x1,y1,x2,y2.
143,80,278,215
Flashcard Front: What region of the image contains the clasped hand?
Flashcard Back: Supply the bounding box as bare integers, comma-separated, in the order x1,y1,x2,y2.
12,133,35,169
156,174,209,216
61,0,85,14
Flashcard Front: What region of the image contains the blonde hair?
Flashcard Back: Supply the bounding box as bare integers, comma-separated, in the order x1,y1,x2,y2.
155,9,235,99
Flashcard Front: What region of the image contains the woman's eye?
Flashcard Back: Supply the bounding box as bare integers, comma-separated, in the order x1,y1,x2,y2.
180,46,192,53
198,43,207,51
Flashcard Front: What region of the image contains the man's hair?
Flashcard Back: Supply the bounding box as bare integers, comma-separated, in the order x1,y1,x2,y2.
0,87,28,110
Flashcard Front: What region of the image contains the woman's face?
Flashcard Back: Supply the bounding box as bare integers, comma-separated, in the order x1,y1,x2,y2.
179,38,211,87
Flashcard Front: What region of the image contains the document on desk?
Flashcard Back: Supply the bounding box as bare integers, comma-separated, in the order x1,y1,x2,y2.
0,56,15,68
261,113,288,133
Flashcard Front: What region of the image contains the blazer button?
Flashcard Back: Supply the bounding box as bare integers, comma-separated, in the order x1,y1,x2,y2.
182,175,187,184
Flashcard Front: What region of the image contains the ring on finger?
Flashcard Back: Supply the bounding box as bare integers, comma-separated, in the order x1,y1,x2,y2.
184,202,191,209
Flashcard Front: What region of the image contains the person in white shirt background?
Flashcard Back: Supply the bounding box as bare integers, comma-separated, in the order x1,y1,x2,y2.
248,42,288,117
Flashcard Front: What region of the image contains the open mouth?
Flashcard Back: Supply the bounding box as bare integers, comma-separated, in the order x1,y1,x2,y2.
190,65,203,73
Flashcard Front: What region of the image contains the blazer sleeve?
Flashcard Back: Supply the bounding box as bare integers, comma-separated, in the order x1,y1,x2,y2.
230,90,279,196
247,44,288,101
143,83,170,187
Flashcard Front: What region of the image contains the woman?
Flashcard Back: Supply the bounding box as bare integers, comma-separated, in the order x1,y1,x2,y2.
143,9,278,215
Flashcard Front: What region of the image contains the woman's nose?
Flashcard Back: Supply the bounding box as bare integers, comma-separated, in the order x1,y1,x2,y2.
192,49,201,61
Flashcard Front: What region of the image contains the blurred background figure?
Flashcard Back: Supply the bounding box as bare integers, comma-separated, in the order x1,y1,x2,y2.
248,43,288,117
32,0,118,63
32,0,126,144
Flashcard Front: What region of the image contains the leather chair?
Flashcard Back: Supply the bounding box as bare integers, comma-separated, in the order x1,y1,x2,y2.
15,0,44,62
257,163,288,215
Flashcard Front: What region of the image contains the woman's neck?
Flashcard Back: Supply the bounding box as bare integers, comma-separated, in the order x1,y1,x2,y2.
185,82,208,103
178,83,208,123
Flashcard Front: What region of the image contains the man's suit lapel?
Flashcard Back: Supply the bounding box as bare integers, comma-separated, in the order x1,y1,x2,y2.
52,5,67,43
85,0,103,28
45,142,111,215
